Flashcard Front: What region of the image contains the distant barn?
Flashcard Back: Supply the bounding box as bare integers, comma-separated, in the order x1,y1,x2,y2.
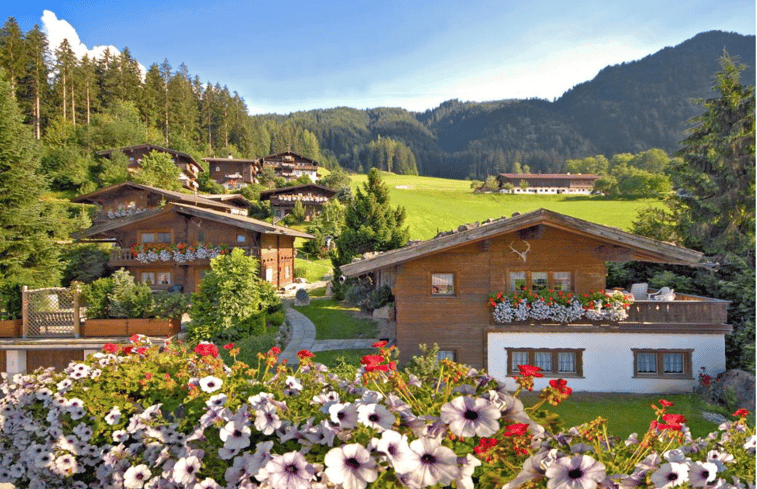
497,173,599,194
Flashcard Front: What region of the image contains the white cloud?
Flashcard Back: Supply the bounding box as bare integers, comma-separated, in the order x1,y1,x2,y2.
41,10,145,78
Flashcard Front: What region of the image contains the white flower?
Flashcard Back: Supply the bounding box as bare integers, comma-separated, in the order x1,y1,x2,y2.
545,454,606,489
254,404,282,435
650,462,689,488
687,461,718,487
375,430,415,474
173,455,202,485
440,395,501,437
220,420,251,450
53,453,79,476
199,376,223,393
259,451,317,489
206,394,227,409
456,454,482,489
324,443,379,489
403,436,460,487
329,402,359,430
104,406,122,426
743,435,756,452
124,464,152,488
194,478,222,488
357,403,396,432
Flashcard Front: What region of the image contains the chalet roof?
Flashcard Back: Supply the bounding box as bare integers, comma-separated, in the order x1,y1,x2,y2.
497,173,600,180
341,208,704,277
202,156,260,164
96,144,202,171
259,184,337,200
74,203,313,240
258,150,319,165
201,193,254,209
71,182,241,213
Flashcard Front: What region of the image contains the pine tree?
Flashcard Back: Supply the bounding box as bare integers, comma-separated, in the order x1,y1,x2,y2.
21,24,49,139
0,18,27,95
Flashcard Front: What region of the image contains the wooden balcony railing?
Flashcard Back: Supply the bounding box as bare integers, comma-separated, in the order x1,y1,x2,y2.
625,298,728,325
109,246,260,265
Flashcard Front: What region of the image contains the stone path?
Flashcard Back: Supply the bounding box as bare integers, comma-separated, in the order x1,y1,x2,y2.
279,306,379,365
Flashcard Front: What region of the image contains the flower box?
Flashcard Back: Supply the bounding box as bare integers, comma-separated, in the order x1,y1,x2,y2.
488,289,631,324
82,318,180,337
0,319,21,337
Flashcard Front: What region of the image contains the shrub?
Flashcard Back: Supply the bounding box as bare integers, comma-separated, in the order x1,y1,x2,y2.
343,276,375,311
80,277,114,319
294,265,308,278
267,309,286,327
107,269,153,318
367,284,394,310
150,290,190,319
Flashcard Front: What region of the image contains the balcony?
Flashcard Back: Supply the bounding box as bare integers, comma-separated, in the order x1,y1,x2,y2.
109,246,260,266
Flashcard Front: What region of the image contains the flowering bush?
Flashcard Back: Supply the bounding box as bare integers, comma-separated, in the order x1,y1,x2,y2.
488,289,632,324
130,242,229,264
0,337,753,488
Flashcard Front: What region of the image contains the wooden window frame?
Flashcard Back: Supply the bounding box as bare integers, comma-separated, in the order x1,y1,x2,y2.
507,271,573,292
506,347,584,378
139,229,173,244
430,272,457,297
436,349,456,363
139,269,172,287
631,349,693,379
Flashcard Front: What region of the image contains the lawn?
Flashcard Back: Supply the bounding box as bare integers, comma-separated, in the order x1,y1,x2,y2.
520,391,734,439
350,172,663,240
292,298,377,340
310,348,374,368
294,252,332,282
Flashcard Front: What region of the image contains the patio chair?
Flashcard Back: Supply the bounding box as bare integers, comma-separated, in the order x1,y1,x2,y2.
648,286,675,301
630,283,649,300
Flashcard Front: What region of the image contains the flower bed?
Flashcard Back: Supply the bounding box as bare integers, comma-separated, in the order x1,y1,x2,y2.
130,242,229,264
488,289,632,324
0,338,752,488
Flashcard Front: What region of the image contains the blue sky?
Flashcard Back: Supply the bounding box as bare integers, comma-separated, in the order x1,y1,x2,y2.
10,0,756,115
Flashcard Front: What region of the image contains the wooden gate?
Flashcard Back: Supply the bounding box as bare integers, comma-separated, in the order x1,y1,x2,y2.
22,286,80,338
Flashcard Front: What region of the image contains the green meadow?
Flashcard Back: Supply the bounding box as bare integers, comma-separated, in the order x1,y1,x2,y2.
349,172,662,240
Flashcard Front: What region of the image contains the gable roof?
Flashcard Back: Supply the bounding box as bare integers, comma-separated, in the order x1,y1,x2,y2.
74,203,313,240
259,150,319,165
96,144,202,171
259,183,337,200
71,181,242,214
341,208,704,277
200,193,255,209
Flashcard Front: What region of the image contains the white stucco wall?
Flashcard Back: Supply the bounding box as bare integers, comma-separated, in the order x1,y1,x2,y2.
487,332,726,393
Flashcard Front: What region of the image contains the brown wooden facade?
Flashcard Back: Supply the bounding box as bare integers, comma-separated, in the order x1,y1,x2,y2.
341,209,728,368
258,151,319,182
96,144,203,190
75,204,311,292
260,184,338,221
496,173,599,192
203,156,261,190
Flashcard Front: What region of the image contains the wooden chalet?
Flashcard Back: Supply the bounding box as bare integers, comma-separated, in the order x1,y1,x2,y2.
74,203,312,292
258,151,319,182
71,181,252,222
496,173,599,194
259,184,338,222
341,208,730,393
96,144,203,190
203,155,261,190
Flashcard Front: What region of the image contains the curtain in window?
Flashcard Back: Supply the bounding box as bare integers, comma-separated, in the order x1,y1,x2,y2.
663,353,684,373
558,352,575,372
534,352,552,371
511,351,529,371
637,353,657,373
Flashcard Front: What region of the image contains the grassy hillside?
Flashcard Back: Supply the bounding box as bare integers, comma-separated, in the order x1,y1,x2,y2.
350,172,661,240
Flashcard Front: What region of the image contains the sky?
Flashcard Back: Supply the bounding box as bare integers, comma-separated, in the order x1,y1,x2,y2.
9,0,756,115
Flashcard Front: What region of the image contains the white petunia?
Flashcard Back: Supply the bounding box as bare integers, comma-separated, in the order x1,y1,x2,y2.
324,443,379,489
259,451,316,489
173,455,202,485
219,420,251,450
254,404,282,435
687,461,718,488
206,393,227,409
104,406,122,426
329,402,359,430
357,403,396,432
403,436,460,487
544,454,606,489
123,464,152,488
375,430,415,474
650,462,689,488
199,376,223,393
440,395,501,437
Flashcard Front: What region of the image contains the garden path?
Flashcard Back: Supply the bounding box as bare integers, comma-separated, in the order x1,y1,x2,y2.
279,306,377,365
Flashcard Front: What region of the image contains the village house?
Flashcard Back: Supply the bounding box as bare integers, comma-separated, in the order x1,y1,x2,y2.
258,150,319,182
203,155,261,190
259,183,338,222
96,144,204,190
340,208,730,393
496,173,600,194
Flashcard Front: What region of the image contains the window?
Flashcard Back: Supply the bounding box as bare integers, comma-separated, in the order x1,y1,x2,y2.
431,273,455,296
140,231,171,244
506,348,584,377
285,265,291,279
508,271,572,292
436,350,455,362
236,233,246,243
632,349,692,378
265,267,273,282
140,271,171,286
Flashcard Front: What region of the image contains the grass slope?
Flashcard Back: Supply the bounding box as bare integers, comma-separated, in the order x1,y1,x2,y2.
350,172,662,240
292,299,377,340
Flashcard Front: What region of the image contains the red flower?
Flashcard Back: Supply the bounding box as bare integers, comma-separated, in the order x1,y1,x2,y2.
144,372,152,380
270,346,281,354
297,349,314,360
164,373,171,380
549,378,572,395
733,408,749,418
129,334,140,343
518,364,543,378
135,347,147,355
504,423,529,436
662,413,687,425
194,343,219,358
372,340,388,348
361,354,385,366
659,399,674,407
223,343,235,350
658,423,683,431
103,343,119,353
364,363,390,372
121,346,133,355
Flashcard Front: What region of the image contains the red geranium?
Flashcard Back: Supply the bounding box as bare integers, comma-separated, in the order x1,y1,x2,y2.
518,364,543,378
223,343,235,350
194,343,219,358
372,340,388,348
659,399,674,407
297,349,314,360
733,408,750,418
504,423,530,436
360,355,385,366
102,343,119,353
662,413,687,425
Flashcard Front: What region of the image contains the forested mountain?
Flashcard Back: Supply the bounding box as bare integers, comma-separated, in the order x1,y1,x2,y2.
264,31,754,179
0,19,753,187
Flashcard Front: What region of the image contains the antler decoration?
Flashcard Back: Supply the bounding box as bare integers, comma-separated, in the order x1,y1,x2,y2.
509,240,531,263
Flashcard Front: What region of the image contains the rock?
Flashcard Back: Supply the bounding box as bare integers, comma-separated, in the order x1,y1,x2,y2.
717,369,756,411
372,305,395,321
325,282,333,298
294,277,307,284
294,288,310,307
701,411,728,425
